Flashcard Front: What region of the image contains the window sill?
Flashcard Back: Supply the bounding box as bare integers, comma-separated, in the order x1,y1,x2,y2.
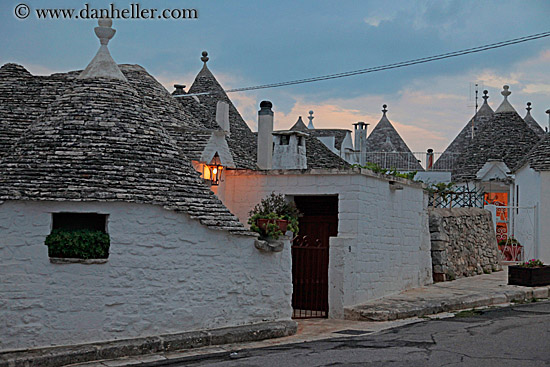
49,257,108,265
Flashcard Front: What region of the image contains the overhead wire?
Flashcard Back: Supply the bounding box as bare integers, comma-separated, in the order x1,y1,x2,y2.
174,30,550,97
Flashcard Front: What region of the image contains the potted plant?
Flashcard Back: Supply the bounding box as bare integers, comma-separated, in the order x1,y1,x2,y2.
508,259,550,287
248,192,299,240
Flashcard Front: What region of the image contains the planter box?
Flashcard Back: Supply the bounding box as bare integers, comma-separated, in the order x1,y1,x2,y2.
508,265,550,287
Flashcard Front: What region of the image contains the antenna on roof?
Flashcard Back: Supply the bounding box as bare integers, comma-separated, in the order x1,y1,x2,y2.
546,109,550,133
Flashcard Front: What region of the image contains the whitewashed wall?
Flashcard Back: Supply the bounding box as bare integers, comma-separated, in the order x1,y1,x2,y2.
220,169,432,318
514,165,542,261
0,201,292,351
540,172,550,263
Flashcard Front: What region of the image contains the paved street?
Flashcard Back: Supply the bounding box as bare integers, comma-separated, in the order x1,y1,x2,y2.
177,301,550,367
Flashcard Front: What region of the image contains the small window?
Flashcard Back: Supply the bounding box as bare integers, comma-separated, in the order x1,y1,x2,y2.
46,213,110,261
280,135,290,145
52,213,107,232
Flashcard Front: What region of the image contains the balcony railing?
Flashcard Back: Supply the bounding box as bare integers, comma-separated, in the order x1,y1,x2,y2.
345,151,460,172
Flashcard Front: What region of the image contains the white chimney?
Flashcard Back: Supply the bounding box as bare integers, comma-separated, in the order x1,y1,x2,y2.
257,101,274,169
272,131,308,170
216,101,230,134
353,121,368,165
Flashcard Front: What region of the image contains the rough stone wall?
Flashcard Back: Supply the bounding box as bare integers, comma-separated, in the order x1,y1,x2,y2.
221,169,433,317
429,208,502,282
0,201,292,352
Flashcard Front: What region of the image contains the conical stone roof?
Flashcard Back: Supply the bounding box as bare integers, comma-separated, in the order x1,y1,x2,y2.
188,52,257,169
365,105,423,170
452,86,541,182
433,90,494,170
518,132,550,171
523,102,545,138
0,77,248,234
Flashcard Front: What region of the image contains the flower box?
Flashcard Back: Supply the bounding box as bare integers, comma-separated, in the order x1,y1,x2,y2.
508,265,550,287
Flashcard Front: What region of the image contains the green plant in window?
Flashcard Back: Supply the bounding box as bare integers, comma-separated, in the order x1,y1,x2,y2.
45,229,110,259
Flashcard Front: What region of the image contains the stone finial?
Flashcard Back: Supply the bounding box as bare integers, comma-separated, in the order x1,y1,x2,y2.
307,110,315,129
482,90,489,102
95,17,115,45
382,104,388,114
526,102,532,113
201,51,209,64
501,85,511,98
77,17,127,81
495,85,516,113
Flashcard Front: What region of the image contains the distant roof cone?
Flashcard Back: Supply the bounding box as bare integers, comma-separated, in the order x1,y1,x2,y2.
78,18,127,81
524,102,545,137
307,110,315,129
495,85,516,113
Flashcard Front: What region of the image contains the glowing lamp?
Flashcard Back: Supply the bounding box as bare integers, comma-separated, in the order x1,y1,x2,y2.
203,155,224,186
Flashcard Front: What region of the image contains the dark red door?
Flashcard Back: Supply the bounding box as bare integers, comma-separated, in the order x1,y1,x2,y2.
292,196,338,318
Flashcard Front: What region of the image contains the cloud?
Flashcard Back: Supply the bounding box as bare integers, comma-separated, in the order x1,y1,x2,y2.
363,15,393,27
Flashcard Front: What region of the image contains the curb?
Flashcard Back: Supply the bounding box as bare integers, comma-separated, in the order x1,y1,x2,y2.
0,321,297,367
344,286,550,321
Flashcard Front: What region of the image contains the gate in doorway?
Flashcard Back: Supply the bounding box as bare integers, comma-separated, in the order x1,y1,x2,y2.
292,196,338,318
485,204,538,262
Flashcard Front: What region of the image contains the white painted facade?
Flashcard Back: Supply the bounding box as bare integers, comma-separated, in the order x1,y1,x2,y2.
218,168,433,318
514,165,550,262
0,201,292,351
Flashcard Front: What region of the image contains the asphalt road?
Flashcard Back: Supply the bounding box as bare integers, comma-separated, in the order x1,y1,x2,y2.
176,301,550,367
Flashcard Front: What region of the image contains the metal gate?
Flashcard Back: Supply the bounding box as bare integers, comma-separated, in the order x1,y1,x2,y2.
292,196,338,319
485,204,538,262
292,235,329,318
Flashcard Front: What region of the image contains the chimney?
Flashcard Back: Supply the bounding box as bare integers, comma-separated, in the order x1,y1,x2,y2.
216,101,230,134
353,121,368,165
257,101,274,169
173,84,186,95
272,131,308,170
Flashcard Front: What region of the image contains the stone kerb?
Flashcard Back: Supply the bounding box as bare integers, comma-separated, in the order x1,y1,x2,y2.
429,208,502,282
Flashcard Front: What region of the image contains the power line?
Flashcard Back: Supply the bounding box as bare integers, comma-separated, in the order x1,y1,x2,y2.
175,30,550,97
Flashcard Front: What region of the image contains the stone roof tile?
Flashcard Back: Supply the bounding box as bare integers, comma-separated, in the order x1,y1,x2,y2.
0,74,250,235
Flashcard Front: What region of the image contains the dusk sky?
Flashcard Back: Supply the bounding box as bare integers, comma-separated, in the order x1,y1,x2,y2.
1,0,549,152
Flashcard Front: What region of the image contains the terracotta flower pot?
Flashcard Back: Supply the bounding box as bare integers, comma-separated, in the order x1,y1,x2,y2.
256,218,271,231
256,218,289,234
276,219,289,233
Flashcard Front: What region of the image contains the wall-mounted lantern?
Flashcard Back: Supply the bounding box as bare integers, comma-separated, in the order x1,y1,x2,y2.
203,155,224,186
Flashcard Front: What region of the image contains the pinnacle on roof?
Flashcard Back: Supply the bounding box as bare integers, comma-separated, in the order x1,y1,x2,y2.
524,102,545,137
433,90,494,170
201,51,209,67
452,94,541,181
291,116,308,132
188,51,258,169
78,18,127,81
477,90,493,116
494,85,516,114
307,110,315,129
366,104,413,153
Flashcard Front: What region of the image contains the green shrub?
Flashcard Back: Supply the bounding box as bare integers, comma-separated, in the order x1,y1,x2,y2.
248,193,300,239
45,229,110,259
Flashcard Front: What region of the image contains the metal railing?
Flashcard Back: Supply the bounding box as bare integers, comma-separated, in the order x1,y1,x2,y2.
427,185,485,208
345,151,460,171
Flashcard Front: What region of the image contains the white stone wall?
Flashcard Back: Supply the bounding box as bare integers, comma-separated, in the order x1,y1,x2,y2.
0,201,292,352
514,165,542,261
540,172,550,263
221,169,432,317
